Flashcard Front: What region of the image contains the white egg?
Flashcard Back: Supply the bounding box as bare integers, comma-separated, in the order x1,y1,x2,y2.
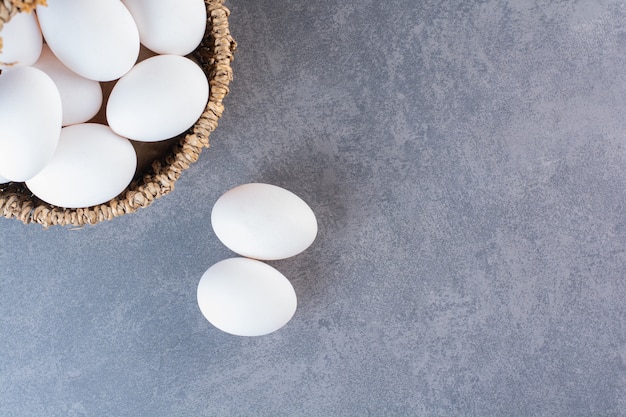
26,123,137,208
122,0,207,56
211,183,318,260
0,11,43,69
0,173,10,184
197,257,297,337
0,67,62,182
106,54,209,142
36,0,140,81
33,44,103,126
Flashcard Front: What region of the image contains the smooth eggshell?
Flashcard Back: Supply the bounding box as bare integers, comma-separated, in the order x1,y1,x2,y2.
106,54,209,142
0,11,43,69
33,44,103,126
36,0,140,81
197,257,297,337
26,123,137,208
122,0,206,55
0,67,62,182
0,173,9,184
211,183,318,260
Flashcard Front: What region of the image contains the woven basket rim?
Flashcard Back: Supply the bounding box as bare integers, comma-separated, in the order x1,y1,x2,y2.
0,0,236,228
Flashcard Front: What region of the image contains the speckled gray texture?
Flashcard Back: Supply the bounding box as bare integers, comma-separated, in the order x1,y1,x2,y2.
2,0,626,415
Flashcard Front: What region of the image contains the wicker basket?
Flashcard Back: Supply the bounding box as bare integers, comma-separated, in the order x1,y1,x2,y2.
0,0,236,227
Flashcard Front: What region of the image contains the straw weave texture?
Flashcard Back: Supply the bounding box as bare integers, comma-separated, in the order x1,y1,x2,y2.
0,0,236,227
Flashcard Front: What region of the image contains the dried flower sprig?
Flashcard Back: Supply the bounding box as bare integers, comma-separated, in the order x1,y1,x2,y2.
0,0,47,55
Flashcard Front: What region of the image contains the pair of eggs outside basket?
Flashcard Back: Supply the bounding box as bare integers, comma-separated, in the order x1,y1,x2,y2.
198,183,318,337
0,0,209,208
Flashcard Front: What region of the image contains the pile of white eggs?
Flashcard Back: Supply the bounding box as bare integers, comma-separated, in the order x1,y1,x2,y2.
0,0,209,208
198,183,318,337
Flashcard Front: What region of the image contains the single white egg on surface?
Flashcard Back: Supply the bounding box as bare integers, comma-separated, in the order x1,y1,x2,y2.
211,183,318,260
197,257,298,337
33,45,103,126
106,54,209,142
26,123,137,208
0,11,43,69
0,67,62,182
36,0,140,81
122,0,207,56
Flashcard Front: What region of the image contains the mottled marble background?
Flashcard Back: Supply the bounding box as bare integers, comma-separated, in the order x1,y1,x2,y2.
2,0,626,415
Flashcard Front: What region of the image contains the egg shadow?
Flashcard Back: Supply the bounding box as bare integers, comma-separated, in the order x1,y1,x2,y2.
250,144,355,314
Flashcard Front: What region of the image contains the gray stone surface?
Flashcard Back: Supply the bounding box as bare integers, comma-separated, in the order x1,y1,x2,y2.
2,0,626,415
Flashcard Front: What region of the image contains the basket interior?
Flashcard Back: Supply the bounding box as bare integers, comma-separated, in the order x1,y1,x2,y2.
0,0,235,227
